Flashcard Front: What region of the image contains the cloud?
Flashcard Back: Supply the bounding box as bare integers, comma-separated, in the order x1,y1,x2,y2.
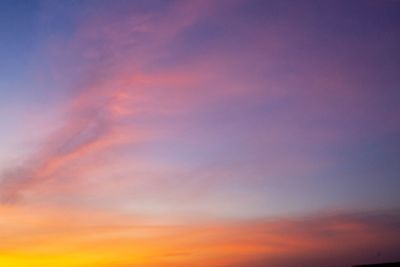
1,0,399,219
0,0,269,204
0,0,216,202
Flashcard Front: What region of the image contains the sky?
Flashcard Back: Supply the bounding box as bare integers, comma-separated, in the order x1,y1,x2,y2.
0,0,400,266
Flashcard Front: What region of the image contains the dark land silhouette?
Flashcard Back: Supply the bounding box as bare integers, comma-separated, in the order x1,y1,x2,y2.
354,262,400,267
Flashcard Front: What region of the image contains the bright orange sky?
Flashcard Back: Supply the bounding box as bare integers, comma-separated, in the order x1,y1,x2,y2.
1,205,400,267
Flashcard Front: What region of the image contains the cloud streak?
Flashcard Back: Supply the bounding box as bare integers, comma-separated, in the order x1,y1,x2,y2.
0,0,214,202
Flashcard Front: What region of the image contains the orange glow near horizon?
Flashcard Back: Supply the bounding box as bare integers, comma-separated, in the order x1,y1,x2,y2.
1,205,399,267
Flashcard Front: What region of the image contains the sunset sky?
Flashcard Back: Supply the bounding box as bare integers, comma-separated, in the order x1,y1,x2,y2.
1,1,400,266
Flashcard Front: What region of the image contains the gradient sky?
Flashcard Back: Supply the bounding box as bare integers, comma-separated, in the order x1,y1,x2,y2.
1,1,400,267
